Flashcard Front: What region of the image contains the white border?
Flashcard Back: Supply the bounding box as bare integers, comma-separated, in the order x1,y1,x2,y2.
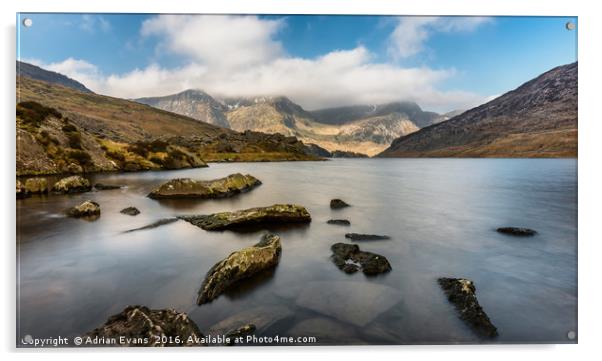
2,1,601,361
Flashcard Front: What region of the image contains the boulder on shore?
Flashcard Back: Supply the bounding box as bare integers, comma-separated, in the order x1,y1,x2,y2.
120,206,140,216
84,305,203,347
67,200,100,218
16,180,30,199
327,219,351,226
496,227,537,236
345,233,390,241
179,204,311,231
197,233,282,305
95,183,123,190
24,178,49,194
437,277,498,338
148,173,261,199
330,199,350,209
331,243,392,275
52,175,91,194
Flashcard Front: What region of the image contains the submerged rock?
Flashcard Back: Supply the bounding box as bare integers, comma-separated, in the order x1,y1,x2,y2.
147,173,261,199
224,324,256,345
496,227,537,236
287,318,363,345
16,180,30,199
208,305,294,339
331,243,391,275
94,183,123,190
52,175,91,194
67,200,100,218
295,281,403,327
345,233,390,241
197,233,282,305
120,206,140,216
24,177,49,194
327,219,351,226
437,277,498,338
330,199,350,209
124,218,178,233
180,204,311,231
84,305,203,347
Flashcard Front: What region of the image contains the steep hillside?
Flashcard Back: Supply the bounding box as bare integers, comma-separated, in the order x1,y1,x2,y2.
16,77,318,176
17,61,93,93
379,62,578,158
136,90,229,128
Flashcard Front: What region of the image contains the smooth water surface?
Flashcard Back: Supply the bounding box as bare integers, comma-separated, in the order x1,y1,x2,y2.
17,159,577,344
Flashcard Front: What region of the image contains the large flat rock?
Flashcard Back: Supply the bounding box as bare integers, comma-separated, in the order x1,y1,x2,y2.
148,173,261,199
295,281,403,327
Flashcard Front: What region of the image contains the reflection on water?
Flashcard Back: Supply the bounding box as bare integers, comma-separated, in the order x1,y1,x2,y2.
16,159,577,344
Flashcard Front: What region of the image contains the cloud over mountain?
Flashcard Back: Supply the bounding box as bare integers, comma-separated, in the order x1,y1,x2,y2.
28,15,492,112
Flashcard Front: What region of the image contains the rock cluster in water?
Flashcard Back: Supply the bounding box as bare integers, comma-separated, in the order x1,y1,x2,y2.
437,277,498,338
147,173,261,199
197,233,282,305
331,243,391,275
496,227,537,236
179,204,311,231
67,200,100,218
84,305,203,347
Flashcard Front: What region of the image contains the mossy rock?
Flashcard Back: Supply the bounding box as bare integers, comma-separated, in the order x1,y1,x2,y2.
148,173,261,199
24,177,49,194
179,204,311,231
52,175,91,194
197,233,282,304
84,305,204,347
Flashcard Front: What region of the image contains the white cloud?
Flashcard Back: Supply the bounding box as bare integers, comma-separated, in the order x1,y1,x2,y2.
388,16,492,60
141,15,284,70
28,15,493,112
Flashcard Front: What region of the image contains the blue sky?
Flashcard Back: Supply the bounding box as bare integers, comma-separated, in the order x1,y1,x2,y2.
17,14,577,112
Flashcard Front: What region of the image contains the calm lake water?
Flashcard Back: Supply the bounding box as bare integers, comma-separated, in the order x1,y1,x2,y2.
16,159,577,345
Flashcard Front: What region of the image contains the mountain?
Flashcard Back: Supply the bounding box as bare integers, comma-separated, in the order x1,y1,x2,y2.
378,62,577,158
16,76,318,176
310,101,442,128
136,90,229,128
136,92,436,156
17,61,93,93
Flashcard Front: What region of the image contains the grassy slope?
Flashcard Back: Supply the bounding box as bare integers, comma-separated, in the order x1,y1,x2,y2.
16,77,318,176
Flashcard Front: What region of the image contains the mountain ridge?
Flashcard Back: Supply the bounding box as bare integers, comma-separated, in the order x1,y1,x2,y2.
17,61,93,94
378,62,578,158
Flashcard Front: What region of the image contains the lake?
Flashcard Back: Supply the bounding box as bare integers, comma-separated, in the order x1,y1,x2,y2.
16,158,578,345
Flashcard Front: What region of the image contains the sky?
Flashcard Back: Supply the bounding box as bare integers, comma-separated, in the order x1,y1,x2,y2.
17,14,577,112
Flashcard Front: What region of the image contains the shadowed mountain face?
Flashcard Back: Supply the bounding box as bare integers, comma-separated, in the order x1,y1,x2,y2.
310,102,442,128
17,61,93,93
379,62,578,158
